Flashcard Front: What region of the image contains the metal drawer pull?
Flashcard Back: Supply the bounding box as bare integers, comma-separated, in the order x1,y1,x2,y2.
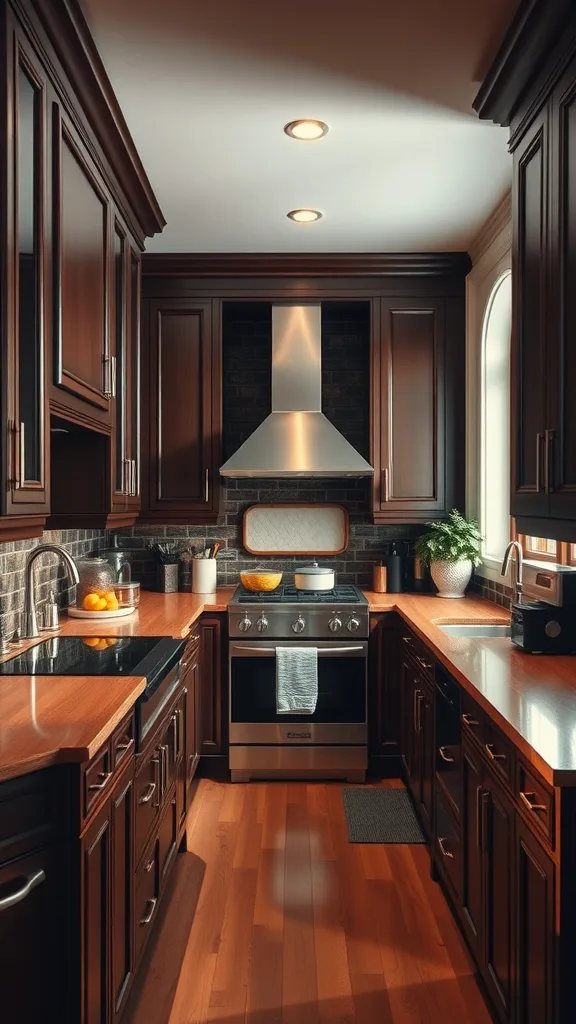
462,713,479,727
19,421,26,487
437,837,454,860
139,782,156,805
382,466,390,503
89,771,112,791
231,645,364,655
0,869,45,911
116,740,131,755
519,791,547,814
438,746,455,764
140,898,157,925
145,857,155,873
417,656,433,671
476,785,483,851
485,743,506,762
205,468,210,502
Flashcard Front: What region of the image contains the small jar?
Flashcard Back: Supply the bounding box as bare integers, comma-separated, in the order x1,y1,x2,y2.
76,558,115,604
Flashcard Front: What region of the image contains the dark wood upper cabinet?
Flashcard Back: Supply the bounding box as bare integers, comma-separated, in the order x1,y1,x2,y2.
110,228,141,520
126,247,141,510
141,297,220,523
52,103,111,421
372,296,463,522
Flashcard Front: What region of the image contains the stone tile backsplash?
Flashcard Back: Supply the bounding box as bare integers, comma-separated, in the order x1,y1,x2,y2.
0,530,109,639
116,302,423,590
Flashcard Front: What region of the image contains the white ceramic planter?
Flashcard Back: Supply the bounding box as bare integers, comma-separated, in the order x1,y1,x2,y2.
430,559,472,599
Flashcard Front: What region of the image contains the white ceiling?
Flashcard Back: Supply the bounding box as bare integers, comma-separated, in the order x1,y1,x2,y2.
81,0,518,253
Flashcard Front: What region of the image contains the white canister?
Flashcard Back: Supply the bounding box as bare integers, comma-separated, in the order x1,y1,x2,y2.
294,562,336,591
192,558,217,594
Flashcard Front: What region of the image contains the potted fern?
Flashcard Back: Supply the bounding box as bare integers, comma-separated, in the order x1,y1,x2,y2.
415,510,483,598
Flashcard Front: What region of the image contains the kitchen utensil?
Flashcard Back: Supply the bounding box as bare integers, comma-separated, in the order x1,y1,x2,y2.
193,558,218,593
372,564,387,593
386,543,403,594
240,569,283,593
67,606,136,620
76,558,115,605
40,590,60,631
294,562,335,591
97,534,131,580
113,581,141,608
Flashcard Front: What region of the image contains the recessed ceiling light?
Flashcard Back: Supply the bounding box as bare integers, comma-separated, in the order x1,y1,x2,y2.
284,119,329,141
287,209,323,223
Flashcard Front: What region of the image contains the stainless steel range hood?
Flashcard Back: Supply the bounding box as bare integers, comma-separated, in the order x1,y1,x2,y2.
219,305,374,478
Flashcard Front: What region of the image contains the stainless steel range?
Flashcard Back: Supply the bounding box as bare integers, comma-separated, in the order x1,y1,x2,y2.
228,583,369,782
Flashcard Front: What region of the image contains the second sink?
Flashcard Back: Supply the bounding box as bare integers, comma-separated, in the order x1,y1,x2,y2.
437,623,511,638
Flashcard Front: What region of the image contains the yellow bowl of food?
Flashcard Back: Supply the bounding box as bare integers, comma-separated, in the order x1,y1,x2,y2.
240,570,283,592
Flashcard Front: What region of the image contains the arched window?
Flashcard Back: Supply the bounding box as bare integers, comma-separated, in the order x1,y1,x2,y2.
480,271,512,562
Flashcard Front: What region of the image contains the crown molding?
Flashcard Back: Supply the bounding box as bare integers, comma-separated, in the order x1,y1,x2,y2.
24,0,165,238
142,252,472,278
468,191,512,267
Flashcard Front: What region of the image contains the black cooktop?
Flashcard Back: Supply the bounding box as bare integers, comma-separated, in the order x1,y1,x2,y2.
232,584,367,605
0,635,183,684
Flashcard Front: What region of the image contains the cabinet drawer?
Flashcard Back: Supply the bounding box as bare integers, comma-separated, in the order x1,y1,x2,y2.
83,744,112,818
111,713,134,771
135,747,161,866
134,837,159,965
460,691,485,745
400,632,435,681
434,788,462,904
182,633,200,670
517,758,554,847
158,796,178,890
484,719,515,789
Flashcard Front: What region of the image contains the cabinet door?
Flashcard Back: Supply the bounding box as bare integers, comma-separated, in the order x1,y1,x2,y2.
401,658,421,802
511,109,550,518
482,776,514,1024
461,738,484,961
198,615,226,755
548,62,576,518
81,802,111,1024
369,618,401,761
515,818,555,1024
143,298,219,520
4,30,50,516
419,682,435,836
0,846,61,1024
52,104,110,418
110,771,134,1023
126,247,141,509
111,222,129,510
182,650,200,809
373,298,454,521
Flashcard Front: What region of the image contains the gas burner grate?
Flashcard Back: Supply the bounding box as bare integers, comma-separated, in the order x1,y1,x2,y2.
232,584,366,605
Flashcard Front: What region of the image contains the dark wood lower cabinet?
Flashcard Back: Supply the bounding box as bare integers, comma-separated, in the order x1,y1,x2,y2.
82,802,111,1024
401,651,434,838
110,772,134,1023
482,773,514,1024
516,817,556,1024
368,617,402,774
461,738,484,961
198,614,227,758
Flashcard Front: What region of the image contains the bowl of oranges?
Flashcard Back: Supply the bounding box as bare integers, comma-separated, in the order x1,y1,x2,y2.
67,590,137,619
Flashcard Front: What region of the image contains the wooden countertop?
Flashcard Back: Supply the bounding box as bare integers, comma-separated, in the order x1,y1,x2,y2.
2,587,576,786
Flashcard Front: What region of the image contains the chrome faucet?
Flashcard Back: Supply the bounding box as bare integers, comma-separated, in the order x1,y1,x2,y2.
501,540,523,606
22,544,80,639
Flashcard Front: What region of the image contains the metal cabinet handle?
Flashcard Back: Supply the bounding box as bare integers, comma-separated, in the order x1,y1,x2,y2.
416,655,433,672
152,755,161,807
438,746,455,764
519,791,547,814
0,869,45,911
139,898,157,925
18,421,25,487
485,742,506,762
536,432,544,493
382,467,390,503
116,740,131,754
145,857,155,873
110,355,117,398
462,713,479,727
205,467,209,503
139,782,156,805
103,356,112,399
476,785,483,850
545,429,554,493
89,771,112,791
417,692,423,733
437,836,454,860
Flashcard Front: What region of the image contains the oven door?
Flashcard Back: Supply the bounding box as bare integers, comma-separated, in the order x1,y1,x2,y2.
229,640,368,745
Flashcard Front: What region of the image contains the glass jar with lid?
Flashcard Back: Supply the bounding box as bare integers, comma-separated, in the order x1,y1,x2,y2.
75,558,115,604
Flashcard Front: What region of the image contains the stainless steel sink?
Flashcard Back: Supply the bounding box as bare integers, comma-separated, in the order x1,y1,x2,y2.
437,623,511,638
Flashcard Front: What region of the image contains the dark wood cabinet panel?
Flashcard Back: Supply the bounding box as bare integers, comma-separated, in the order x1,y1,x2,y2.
52,104,110,419
401,651,434,838
141,297,220,522
511,110,549,519
419,685,435,835
81,802,111,1024
372,296,463,523
198,614,227,756
482,775,514,1024
368,617,401,770
515,818,555,1024
461,738,484,961
110,772,134,1023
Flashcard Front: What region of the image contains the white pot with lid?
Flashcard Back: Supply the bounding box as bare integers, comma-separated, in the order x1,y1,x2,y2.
294,562,335,591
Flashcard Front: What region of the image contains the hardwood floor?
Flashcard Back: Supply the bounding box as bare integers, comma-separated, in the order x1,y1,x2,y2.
124,780,493,1024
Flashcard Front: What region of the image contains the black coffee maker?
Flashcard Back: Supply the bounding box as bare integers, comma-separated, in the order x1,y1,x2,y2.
511,562,576,654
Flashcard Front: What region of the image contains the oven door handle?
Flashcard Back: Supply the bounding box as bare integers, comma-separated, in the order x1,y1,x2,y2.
230,645,365,656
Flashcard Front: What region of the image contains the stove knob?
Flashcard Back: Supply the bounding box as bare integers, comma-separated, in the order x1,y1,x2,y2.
347,615,361,633
256,614,268,633
328,614,342,633
292,615,306,634
238,613,252,633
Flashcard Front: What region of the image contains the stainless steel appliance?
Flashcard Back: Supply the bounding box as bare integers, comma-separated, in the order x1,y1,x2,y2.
509,561,576,654
228,583,369,781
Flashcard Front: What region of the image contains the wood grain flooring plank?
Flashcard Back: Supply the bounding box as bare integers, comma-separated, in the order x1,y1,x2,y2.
218,781,247,822
351,972,394,1024
307,784,336,863
283,789,320,1024
311,858,355,1023
233,785,263,870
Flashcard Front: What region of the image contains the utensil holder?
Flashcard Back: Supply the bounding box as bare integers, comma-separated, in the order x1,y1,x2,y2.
156,563,179,593
192,559,217,594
